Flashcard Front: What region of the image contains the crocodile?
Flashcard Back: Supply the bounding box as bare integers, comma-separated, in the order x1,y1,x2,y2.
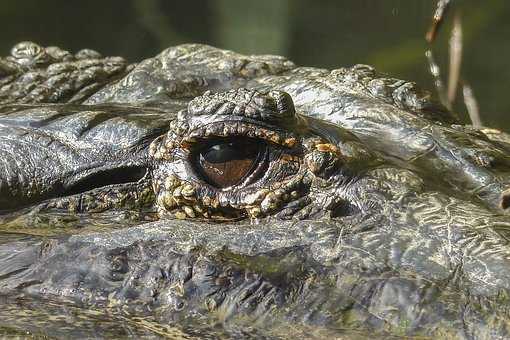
1,42,510,338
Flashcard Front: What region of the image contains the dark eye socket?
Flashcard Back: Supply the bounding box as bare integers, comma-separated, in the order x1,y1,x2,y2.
193,138,265,188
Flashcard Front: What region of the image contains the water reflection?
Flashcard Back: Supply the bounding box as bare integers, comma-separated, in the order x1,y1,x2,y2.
0,0,508,128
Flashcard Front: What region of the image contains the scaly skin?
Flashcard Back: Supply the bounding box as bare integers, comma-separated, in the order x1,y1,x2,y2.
1,42,510,338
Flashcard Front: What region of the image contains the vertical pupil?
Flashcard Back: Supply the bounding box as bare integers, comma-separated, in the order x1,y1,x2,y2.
197,139,262,188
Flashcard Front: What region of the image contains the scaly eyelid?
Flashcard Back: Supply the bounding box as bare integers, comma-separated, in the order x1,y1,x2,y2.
177,120,298,150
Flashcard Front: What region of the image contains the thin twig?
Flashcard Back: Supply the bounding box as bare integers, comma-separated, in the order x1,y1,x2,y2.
425,49,450,109
463,83,482,127
426,0,452,43
448,12,462,105
425,0,484,125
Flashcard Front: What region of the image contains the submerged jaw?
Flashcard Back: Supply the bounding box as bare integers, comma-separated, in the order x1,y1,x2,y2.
10,166,157,221
0,177,157,232
43,177,155,214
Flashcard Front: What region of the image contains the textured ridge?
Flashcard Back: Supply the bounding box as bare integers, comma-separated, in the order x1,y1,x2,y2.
0,41,130,104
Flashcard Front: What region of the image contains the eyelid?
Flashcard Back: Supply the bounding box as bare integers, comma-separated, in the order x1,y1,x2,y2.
180,121,298,149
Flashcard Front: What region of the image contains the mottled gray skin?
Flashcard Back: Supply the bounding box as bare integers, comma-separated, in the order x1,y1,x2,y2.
1,42,510,339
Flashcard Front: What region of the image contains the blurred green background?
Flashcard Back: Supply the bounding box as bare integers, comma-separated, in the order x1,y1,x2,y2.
0,0,508,130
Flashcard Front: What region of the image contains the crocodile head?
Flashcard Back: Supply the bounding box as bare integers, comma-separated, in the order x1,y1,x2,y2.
3,43,510,338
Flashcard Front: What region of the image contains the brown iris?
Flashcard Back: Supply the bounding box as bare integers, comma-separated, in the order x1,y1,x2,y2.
195,138,264,188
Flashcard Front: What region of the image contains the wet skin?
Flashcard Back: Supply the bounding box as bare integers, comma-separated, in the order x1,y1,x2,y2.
1,42,510,338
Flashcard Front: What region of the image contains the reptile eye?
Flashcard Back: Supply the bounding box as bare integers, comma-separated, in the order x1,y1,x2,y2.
194,138,265,188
